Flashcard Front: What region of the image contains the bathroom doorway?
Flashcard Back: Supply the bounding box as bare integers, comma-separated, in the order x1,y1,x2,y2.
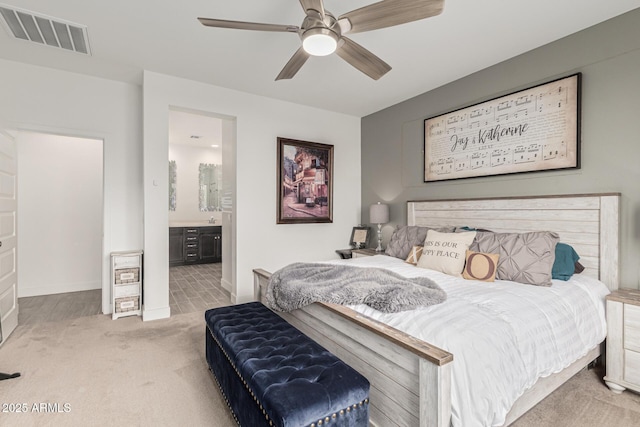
168,108,233,313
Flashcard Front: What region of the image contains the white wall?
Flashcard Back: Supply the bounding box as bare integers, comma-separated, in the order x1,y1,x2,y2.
143,71,361,318
17,132,102,296
221,118,236,293
0,59,361,320
168,143,221,223
0,59,143,313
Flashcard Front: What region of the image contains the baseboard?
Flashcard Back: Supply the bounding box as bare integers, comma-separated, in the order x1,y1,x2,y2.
221,278,232,293
18,281,101,298
235,294,256,304
142,305,170,321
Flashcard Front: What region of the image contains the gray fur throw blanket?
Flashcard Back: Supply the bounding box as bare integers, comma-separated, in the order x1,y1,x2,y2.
265,262,446,313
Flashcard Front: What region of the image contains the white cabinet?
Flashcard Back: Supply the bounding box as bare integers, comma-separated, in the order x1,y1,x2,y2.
605,289,640,394
111,250,142,320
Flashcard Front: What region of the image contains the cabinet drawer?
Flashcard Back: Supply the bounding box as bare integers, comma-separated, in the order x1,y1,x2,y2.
114,268,140,284
114,283,140,298
624,304,640,352
624,349,640,385
115,296,140,313
113,255,140,269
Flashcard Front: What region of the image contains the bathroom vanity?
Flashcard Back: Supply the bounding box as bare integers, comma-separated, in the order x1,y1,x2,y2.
169,224,222,266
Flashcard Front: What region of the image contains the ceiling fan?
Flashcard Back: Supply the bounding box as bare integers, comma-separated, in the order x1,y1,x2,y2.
198,0,444,81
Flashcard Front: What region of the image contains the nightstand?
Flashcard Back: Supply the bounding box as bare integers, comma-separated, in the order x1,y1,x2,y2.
604,289,640,394
335,249,353,259
352,248,382,258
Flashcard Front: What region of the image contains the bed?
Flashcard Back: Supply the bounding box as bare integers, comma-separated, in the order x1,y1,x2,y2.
253,193,620,427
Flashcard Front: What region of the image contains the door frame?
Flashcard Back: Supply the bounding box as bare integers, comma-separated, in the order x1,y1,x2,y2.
11,124,108,313
0,126,17,346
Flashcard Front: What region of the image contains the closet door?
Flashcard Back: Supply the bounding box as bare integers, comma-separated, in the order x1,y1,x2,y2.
0,127,17,346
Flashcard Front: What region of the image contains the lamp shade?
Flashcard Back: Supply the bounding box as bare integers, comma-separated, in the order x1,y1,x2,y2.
370,202,389,224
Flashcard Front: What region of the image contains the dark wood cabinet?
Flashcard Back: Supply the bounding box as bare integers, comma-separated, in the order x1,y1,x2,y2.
199,230,222,263
169,227,184,267
169,226,222,266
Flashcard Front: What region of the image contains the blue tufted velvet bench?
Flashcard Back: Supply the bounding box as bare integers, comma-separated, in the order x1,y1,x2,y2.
205,301,370,427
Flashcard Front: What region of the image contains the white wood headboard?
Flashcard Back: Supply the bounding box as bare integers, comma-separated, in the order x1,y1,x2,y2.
407,193,620,291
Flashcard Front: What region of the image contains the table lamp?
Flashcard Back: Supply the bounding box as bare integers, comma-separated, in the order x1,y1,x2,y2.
370,202,389,252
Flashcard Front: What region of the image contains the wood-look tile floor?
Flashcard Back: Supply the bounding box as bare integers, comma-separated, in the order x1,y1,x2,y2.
169,263,231,314
17,263,230,326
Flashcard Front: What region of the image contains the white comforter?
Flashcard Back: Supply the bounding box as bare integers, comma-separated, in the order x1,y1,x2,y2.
331,255,609,427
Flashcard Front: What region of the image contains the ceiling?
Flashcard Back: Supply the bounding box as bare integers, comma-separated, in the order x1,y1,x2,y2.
169,109,222,149
1,1,639,117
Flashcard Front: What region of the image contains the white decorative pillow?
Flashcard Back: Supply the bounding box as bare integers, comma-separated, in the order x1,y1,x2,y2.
417,230,477,277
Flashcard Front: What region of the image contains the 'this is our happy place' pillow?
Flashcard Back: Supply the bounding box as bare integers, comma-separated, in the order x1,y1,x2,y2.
385,225,456,260
417,230,476,277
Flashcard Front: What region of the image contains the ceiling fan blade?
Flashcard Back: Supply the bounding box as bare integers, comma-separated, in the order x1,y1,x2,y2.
275,47,310,80
338,0,444,34
299,0,325,17
198,17,299,33
336,37,391,80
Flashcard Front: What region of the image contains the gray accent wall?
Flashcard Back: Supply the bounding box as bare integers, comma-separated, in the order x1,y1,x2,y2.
361,9,640,289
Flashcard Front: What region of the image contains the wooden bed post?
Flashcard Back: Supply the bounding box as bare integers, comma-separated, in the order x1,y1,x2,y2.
420,360,451,427
599,194,620,290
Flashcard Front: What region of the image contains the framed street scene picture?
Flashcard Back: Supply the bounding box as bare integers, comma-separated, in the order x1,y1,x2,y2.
277,137,333,224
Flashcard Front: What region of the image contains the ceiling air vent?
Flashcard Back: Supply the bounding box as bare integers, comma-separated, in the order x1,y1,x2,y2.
0,3,90,55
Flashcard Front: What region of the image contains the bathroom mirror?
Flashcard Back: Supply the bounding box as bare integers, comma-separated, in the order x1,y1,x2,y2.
199,163,222,211
169,160,177,211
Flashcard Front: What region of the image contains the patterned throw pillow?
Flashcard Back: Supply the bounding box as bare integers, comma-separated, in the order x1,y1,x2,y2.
462,250,500,282
405,246,423,265
417,230,476,277
470,231,559,286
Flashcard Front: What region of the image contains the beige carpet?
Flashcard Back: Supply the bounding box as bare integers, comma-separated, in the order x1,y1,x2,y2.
2,311,640,427
0,312,235,427
511,364,640,427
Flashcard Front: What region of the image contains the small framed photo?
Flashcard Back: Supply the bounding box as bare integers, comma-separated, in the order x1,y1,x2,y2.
350,226,370,249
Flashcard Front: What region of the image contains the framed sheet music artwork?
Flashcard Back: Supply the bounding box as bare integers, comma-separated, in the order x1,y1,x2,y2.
424,73,581,182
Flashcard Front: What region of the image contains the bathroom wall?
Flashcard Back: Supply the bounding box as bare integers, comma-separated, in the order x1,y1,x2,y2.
168,143,221,224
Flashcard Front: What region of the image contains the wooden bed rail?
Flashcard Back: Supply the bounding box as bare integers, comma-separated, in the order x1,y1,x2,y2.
252,268,453,427
253,268,452,365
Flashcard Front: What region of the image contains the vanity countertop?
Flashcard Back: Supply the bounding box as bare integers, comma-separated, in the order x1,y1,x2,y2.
169,221,221,228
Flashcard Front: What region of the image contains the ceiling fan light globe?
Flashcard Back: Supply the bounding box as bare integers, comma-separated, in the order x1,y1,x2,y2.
302,31,338,56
